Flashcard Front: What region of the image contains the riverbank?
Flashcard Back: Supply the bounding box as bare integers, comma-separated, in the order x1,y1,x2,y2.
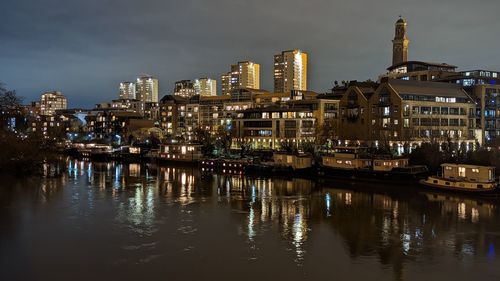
0,131,66,176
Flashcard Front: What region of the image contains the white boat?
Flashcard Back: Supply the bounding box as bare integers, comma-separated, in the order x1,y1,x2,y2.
420,163,498,194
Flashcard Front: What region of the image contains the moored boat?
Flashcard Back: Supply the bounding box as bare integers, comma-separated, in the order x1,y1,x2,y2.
77,144,113,161
157,142,203,164
318,146,428,182
114,146,144,162
245,152,314,176
420,163,499,194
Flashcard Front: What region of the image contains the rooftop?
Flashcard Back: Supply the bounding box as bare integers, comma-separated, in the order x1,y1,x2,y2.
238,106,312,113
387,79,472,99
387,60,457,71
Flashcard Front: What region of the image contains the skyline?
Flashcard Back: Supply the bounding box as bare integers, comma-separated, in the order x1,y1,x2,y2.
1,0,500,108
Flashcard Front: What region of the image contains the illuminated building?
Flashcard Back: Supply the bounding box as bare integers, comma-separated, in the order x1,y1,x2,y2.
144,102,160,121
194,78,217,96
136,76,159,103
85,110,150,139
236,61,260,90
159,95,200,139
221,73,231,96
221,61,260,95
174,80,196,98
287,94,341,132
159,95,189,136
382,18,456,82
437,70,500,143
95,99,143,113
336,81,378,143
392,17,409,66
30,112,80,137
40,91,67,116
232,107,316,149
337,79,476,151
199,95,231,133
382,61,457,82
119,82,136,99
274,49,307,93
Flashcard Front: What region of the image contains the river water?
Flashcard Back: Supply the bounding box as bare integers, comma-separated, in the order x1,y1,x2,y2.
1,159,500,281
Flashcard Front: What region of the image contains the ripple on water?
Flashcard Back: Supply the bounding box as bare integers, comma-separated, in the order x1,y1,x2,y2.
177,225,198,234
139,254,163,264
122,241,158,251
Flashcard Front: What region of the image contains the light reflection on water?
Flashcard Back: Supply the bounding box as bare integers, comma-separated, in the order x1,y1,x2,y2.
1,159,500,280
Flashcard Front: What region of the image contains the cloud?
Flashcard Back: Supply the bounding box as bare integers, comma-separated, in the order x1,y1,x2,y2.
1,0,499,107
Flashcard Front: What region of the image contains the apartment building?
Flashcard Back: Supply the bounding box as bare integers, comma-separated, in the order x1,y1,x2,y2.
232,107,316,150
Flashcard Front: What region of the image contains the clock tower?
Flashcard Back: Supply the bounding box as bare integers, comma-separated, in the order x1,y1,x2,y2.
392,17,409,66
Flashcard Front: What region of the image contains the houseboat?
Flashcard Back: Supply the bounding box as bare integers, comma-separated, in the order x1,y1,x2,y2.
420,164,498,194
318,146,428,182
158,143,203,164
79,144,113,161
245,152,313,175
272,152,313,173
200,158,248,175
114,146,144,162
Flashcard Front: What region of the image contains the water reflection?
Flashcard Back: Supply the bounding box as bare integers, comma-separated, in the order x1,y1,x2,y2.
311,187,500,280
214,176,313,263
1,159,500,281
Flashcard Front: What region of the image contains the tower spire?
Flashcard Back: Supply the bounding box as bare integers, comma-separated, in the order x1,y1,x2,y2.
392,17,409,66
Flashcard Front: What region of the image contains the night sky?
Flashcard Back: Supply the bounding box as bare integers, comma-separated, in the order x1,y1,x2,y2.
1,0,499,108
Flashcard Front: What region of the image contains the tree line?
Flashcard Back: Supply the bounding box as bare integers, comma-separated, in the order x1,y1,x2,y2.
0,84,63,175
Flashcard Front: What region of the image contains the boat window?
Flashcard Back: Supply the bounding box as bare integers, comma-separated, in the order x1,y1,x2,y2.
458,167,466,177
472,168,479,173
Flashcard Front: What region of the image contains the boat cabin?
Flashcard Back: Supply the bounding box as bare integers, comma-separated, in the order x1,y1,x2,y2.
330,147,368,158
322,147,371,170
441,164,495,183
273,153,312,170
86,143,113,152
159,143,203,162
373,159,409,172
120,146,141,154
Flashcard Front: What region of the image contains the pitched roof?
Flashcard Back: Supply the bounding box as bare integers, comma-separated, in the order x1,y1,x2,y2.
387,79,472,99
160,94,188,103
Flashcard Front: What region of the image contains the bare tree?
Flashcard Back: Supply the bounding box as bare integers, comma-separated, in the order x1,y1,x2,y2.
237,139,253,157
279,139,298,154
0,83,22,110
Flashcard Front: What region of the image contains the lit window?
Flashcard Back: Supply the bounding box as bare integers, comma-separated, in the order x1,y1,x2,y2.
403,118,410,128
